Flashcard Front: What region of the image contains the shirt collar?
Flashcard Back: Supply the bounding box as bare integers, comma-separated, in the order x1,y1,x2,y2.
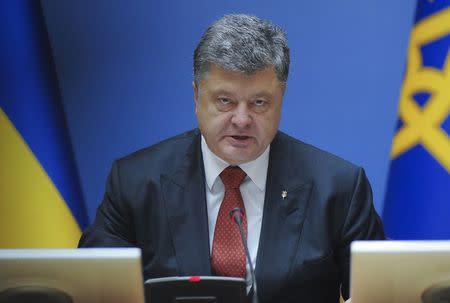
201,135,269,191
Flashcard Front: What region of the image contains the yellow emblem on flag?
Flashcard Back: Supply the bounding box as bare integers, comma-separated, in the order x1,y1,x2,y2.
391,7,450,173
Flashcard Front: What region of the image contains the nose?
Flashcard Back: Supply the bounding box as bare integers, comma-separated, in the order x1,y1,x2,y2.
231,103,252,128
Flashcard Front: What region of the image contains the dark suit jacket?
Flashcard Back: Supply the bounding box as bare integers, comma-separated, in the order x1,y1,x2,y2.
79,129,385,303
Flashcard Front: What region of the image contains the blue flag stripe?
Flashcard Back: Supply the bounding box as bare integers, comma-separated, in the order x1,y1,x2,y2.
384,145,450,239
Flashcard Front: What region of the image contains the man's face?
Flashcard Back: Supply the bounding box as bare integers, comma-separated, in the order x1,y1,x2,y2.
193,64,285,165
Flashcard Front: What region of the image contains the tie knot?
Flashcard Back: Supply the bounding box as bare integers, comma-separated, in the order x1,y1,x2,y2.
220,166,246,190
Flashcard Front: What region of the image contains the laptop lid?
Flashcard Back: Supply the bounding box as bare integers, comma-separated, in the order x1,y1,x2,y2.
0,248,144,303
351,241,450,303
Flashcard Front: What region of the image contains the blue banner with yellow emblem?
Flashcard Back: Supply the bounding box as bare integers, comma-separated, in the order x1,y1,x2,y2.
0,1,88,247
383,0,450,239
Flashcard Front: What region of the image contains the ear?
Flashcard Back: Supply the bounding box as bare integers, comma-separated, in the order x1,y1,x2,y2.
193,81,199,113
280,82,287,96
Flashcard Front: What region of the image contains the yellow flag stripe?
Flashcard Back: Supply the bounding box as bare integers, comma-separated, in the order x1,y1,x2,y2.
0,108,81,248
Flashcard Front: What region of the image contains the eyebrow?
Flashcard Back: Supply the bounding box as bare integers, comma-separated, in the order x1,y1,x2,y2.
211,89,274,100
211,89,235,97
251,92,274,99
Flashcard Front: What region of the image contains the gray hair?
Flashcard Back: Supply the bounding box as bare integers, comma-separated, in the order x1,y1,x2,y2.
193,14,290,84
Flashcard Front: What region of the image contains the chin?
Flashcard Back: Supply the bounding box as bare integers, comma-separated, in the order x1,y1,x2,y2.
218,145,259,165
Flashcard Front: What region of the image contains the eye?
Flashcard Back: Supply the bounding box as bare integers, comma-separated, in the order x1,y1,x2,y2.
254,99,266,107
218,98,231,105
251,99,270,113
216,97,234,111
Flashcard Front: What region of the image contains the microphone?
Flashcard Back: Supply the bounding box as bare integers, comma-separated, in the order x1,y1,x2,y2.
230,208,258,303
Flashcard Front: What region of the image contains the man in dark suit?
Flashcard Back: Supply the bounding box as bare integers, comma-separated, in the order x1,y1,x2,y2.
79,14,384,303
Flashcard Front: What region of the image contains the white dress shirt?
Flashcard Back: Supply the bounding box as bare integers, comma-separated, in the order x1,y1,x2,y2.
201,136,269,288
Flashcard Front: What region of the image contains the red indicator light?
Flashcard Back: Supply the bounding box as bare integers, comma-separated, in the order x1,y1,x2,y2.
189,276,201,283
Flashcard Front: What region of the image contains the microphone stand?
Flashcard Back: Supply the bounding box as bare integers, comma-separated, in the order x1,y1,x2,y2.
230,208,258,303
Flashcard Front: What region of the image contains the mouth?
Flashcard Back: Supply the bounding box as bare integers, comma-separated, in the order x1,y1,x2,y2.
231,135,250,141
226,135,253,147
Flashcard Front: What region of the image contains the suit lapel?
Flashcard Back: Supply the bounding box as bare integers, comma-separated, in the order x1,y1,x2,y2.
161,132,212,276
255,133,313,300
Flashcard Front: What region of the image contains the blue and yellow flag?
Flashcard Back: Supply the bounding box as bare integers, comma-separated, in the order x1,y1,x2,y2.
0,1,88,247
383,1,450,239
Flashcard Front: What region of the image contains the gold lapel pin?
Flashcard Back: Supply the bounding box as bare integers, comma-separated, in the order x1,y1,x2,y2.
281,190,288,199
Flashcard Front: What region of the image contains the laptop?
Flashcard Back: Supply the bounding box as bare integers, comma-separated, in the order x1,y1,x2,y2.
0,248,144,303
351,241,450,303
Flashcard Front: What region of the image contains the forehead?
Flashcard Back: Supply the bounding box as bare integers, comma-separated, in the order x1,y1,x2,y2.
199,64,283,94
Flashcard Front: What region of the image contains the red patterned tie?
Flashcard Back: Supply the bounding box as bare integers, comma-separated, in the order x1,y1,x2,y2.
211,166,247,278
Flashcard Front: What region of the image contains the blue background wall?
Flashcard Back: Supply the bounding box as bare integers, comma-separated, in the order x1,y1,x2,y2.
40,1,416,222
